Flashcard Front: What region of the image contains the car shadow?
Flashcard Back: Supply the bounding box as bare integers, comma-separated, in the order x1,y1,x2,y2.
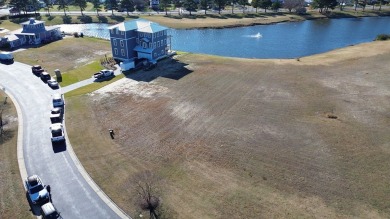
25,192,42,216
52,141,67,153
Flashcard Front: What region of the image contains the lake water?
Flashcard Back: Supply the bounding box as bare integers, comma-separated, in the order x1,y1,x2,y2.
57,17,390,58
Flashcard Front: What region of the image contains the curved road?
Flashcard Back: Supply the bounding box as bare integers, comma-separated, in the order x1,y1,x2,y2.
0,62,127,218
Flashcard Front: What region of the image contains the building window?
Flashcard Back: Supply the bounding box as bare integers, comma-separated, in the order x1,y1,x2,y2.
149,42,152,48
121,49,125,56
161,50,164,55
164,39,166,45
161,40,163,45
157,41,160,47
140,32,143,37
114,48,118,55
111,29,114,34
116,29,119,34
136,38,139,44
143,42,147,48
154,52,157,57
121,31,124,35
120,40,124,47
113,39,117,46
154,42,156,48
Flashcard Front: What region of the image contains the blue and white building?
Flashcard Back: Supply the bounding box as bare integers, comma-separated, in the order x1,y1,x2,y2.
108,19,171,70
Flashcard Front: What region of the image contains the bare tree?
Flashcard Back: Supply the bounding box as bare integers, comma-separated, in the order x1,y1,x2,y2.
283,0,305,12
135,171,160,219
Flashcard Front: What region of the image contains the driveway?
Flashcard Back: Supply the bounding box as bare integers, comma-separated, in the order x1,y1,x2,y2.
0,62,127,218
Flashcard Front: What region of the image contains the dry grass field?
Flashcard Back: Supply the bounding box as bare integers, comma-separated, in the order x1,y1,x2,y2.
65,41,390,218
0,92,33,219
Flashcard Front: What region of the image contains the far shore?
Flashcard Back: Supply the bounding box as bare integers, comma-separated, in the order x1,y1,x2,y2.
1,7,390,32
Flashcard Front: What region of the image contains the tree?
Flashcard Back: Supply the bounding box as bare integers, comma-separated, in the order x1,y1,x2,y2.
271,0,281,11
9,0,26,14
135,171,161,219
91,0,102,16
251,0,260,13
43,0,53,16
29,0,40,15
159,0,171,15
200,0,212,14
121,0,135,15
230,0,237,13
238,0,248,13
311,0,337,13
214,0,227,14
173,0,183,15
57,0,69,16
73,0,87,16
105,0,118,15
183,0,198,15
283,0,305,12
259,0,272,12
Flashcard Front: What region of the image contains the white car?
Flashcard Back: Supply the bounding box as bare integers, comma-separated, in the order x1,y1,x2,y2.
50,123,65,142
47,78,59,88
25,175,50,205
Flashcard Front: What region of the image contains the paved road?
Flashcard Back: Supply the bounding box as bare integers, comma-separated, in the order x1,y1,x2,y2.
0,62,126,218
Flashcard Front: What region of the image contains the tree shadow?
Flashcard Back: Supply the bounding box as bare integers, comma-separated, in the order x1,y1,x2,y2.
78,15,92,23
124,57,192,82
45,14,56,21
97,15,108,23
110,15,125,22
62,15,72,24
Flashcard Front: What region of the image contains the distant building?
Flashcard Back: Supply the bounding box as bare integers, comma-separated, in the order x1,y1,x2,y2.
150,0,160,9
108,19,172,70
1,18,62,49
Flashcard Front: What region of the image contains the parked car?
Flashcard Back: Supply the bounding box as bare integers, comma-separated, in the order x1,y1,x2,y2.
93,69,114,79
41,72,51,82
0,52,14,63
52,94,64,107
41,202,60,219
50,107,62,123
47,78,59,88
32,65,44,76
25,175,50,205
50,123,65,142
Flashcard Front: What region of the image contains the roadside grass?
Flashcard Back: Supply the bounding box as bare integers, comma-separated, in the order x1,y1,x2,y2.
64,74,125,97
0,92,33,219
60,61,103,87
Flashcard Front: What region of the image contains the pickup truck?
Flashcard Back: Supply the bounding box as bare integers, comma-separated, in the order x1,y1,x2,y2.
31,65,44,76
93,69,114,79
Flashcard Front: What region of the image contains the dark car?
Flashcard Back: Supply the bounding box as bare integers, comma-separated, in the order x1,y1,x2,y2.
40,72,51,82
25,175,50,205
32,65,44,76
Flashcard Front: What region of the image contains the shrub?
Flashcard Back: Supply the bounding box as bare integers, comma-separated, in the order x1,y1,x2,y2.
73,32,79,38
296,7,307,14
375,34,390,41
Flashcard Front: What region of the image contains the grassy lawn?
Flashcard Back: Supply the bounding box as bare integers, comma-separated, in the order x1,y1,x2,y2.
0,92,33,219
13,37,111,85
65,41,390,218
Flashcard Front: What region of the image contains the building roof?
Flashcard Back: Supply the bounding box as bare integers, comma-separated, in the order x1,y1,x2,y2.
4,34,20,41
109,19,168,33
20,18,45,25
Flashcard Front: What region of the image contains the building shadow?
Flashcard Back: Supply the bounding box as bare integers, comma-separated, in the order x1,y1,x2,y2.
124,57,193,82
52,141,67,153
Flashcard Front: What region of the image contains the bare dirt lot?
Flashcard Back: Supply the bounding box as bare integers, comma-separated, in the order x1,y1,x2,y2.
66,41,390,218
